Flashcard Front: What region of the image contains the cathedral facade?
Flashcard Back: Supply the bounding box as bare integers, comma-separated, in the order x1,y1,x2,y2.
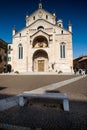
8,2,73,73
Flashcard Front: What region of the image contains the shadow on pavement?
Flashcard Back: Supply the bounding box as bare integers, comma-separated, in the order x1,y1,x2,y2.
0,93,15,99
0,97,87,130
0,86,7,91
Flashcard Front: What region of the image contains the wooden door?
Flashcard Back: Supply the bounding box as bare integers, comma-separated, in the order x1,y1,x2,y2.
38,60,44,72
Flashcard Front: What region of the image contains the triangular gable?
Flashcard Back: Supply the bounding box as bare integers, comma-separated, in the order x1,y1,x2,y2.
30,30,52,40
26,7,56,26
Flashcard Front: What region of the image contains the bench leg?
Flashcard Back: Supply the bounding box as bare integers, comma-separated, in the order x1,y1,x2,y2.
63,99,69,111
18,96,26,107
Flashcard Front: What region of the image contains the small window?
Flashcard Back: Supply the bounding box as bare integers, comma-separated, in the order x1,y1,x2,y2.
61,30,63,34
8,51,11,54
46,15,48,19
0,55,2,62
19,33,21,37
4,56,7,62
5,49,7,54
8,45,11,50
59,24,61,27
33,16,35,20
8,57,11,61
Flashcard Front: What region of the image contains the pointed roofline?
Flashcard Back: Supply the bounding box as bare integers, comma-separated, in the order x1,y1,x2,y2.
30,29,52,38
26,2,56,20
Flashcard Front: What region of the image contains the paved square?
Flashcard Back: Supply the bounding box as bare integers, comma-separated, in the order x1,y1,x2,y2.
0,75,87,130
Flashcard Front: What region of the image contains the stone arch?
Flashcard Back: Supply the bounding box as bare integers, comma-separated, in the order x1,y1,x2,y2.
33,49,48,72
33,36,48,48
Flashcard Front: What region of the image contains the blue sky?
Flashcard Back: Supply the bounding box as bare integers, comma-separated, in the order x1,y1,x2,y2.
0,0,87,58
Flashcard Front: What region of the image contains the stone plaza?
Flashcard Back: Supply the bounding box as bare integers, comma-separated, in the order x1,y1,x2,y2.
0,74,87,130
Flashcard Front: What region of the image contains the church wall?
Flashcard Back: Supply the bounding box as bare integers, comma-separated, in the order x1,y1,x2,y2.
11,34,28,72
8,2,73,73
55,34,73,72
10,30,73,73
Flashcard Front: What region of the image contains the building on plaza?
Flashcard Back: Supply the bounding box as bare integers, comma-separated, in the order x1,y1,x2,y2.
0,39,8,72
73,55,87,71
8,2,73,73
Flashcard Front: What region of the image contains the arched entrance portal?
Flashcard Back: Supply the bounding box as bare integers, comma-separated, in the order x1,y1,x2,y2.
33,36,48,48
33,50,48,72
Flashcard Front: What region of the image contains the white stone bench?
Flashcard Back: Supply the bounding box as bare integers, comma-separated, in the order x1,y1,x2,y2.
18,92,69,111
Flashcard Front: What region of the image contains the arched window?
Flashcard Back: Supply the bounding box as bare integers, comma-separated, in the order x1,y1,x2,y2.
46,15,48,20
61,30,63,34
37,26,44,30
18,44,23,59
60,42,66,58
33,36,48,48
33,16,35,20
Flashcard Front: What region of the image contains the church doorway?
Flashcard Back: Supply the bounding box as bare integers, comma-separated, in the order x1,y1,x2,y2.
33,50,48,72
38,60,44,72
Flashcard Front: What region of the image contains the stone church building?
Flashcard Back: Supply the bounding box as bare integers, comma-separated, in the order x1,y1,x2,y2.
8,2,73,73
